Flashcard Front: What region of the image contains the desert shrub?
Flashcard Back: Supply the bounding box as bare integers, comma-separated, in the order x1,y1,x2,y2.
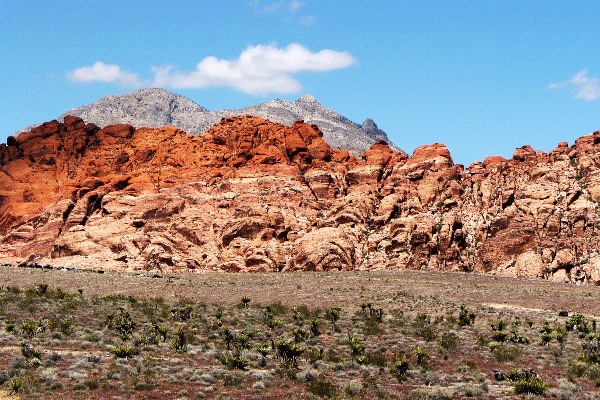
307,378,337,398
513,376,547,395
390,359,410,380
490,343,520,362
141,323,167,345
170,305,193,321
171,327,187,353
566,313,591,337
508,326,529,344
275,339,304,368
305,346,324,366
363,313,385,335
412,314,437,341
20,342,41,360
555,326,566,345
344,380,364,397
405,386,452,400
309,319,321,337
105,308,137,341
414,346,430,367
240,296,251,308
19,321,40,338
50,316,74,335
222,371,244,387
539,331,552,346
325,307,341,332
35,283,49,295
52,287,72,300
490,319,507,332
6,377,23,394
366,349,388,367
457,305,476,327
566,360,588,381
348,336,366,364
4,320,16,333
265,301,288,315
292,328,308,343
218,354,249,370
587,365,600,385
461,382,488,397
437,331,460,351
111,345,138,358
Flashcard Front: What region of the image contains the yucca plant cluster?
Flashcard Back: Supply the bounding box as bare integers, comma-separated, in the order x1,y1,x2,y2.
0,282,599,398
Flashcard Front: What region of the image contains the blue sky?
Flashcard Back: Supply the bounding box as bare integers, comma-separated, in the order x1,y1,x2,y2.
1,1,599,165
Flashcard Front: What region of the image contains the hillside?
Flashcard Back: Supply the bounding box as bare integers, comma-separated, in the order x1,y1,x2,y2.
2,115,600,284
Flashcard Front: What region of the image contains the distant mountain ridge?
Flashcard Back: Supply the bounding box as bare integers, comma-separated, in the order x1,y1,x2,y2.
19,88,399,156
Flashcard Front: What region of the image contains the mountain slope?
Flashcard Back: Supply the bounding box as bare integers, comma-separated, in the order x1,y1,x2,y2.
50,88,400,156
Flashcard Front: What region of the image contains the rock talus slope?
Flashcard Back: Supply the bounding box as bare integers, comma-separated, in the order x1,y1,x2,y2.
2,116,600,284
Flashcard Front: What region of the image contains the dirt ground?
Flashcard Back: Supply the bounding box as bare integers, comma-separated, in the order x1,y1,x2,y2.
1,266,599,317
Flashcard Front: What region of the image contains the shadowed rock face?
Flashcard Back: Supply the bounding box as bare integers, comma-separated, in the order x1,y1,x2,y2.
3,115,600,284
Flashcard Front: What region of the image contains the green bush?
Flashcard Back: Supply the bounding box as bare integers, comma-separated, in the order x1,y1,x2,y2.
307,378,337,398
275,339,304,368
513,377,547,395
6,377,23,394
105,308,137,341
111,345,138,358
218,354,249,370
566,313,590,335
390,359,410,380
438,331,460,351
414,346,430,367
457,305,476,327
171,327,187,353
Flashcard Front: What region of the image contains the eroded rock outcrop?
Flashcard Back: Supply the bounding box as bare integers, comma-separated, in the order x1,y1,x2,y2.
3,115,600,284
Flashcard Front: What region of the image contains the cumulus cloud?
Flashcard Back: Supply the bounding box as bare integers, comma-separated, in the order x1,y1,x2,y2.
67,44,355,95
549,70,600,101
152,43,356,95
66,61,142,87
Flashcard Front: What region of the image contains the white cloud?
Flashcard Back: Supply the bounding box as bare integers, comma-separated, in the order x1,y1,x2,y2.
288,0,304,12
298,14,316,26
67,44,356,96
66,61,142,87
549,70,600,101
152,43,356,95
250,0,303,14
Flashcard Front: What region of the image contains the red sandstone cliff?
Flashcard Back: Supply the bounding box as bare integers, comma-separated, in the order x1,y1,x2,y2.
2,115,600,284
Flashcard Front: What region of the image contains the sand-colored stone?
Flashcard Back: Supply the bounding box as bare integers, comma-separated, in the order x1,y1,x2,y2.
3,118,600,283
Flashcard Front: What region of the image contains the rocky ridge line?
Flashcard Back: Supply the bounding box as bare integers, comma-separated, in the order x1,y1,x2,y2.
2,116,600,285
17,88,400,157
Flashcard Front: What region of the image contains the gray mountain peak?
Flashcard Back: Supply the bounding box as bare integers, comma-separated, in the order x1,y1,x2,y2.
18,89,401,156
297,94,319,103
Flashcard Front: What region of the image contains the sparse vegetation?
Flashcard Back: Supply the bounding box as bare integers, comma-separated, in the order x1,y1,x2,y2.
0,268,600,398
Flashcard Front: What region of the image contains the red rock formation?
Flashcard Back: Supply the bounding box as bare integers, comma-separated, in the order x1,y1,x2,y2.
3,116,600,285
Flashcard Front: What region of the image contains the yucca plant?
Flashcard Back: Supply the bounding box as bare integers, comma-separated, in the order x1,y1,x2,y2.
275,339,304,368
218,354,249,370
6,377,23,394
171,327,187,353
111,345,138,359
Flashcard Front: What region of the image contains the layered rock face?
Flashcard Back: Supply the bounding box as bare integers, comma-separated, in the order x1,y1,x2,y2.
2,116,600,284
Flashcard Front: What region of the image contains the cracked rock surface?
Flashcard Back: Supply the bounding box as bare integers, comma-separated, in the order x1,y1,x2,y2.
3,115,600,284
